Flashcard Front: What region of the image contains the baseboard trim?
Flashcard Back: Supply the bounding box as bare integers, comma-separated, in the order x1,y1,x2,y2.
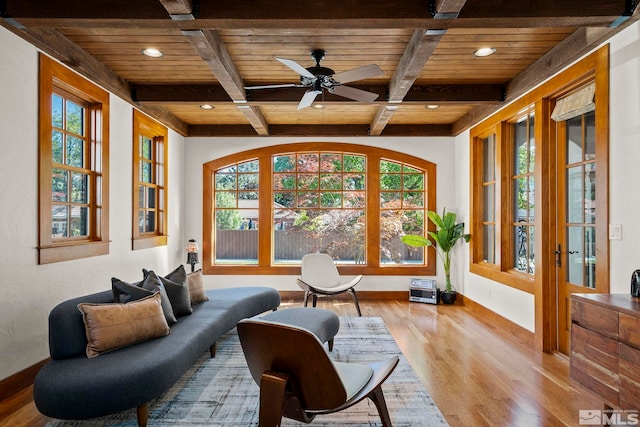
0,358,49,401
463,297,535,347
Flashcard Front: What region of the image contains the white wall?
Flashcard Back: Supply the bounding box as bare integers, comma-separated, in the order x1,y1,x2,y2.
184,136,456,291
0,27,185,381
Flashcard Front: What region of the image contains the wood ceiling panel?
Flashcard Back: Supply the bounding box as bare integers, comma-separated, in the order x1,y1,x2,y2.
260,104,378,125
389,105,477,125
160,103,247,125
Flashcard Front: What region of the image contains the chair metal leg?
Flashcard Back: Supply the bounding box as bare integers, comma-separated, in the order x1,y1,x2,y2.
349,289,362,316
312,293,318,307
303,290,310,307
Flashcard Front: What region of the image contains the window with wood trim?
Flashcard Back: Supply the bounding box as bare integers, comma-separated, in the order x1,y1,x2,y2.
38,54,109,264
203,143,436,275
132,110,168,250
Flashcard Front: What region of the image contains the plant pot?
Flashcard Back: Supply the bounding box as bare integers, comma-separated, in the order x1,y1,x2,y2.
440,290,457,305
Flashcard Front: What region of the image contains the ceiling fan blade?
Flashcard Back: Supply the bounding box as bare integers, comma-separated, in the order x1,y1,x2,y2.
330,85,379,103
332,64,384,84
276,57,315,79
244,83,300,90
297,90,321,110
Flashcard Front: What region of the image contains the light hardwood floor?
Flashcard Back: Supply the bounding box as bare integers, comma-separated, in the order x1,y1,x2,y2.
0,298,602,427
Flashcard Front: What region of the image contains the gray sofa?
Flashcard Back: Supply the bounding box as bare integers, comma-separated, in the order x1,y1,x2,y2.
33,286,281,426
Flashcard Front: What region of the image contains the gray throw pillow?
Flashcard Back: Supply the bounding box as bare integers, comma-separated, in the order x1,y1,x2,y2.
112,271,177,325
143,265,192,317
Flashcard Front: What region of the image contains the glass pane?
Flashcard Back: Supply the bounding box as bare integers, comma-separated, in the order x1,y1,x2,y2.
380,160,401,173
380,174,401,190
239,191,258,201
380,210,422,265
584,111,596,160
52,168,68,202
273,154,295,172
274,173,295,190
320,174,342,190
528,115,536,173
238,173,258,191
483,135,495,181
514,119,528,175
403,174,424,191
483,224,495,263
566,116,583,164
215,191,237,208
140,136,152,160
585,226,596,288
70,206,88,237
274,191,295,208
138,185,146,208
567,226,584,286
52,131,63,164
403,192,424,207
514,225,528,272
528,176,535,221
138,211,145,233
141,161,152,183
528,226,536,274
144,211,156,233
297,192,318,208
51,205,68,238
147,187,156,209
380,192,401,208
403,165,420,173
344,155,365,172
343,191,365,208
344,173,365,190
52,94,63,128
483,184,494,222
567,166,583,223
71,172,88,203
66,100,84,135
585,163,596,224
320,153,342,172
320,192,341,208
297,174,318,190
237,160,259,173
66,135,84,167
215,209,258,265
215,173,236,190
515,177,528,221
297,153,319,172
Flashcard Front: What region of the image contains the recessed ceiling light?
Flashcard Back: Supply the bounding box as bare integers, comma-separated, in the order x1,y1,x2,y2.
474,47,496,58
312,104,325,109
426,105,440,109
141,48,164,58
200,104,214,110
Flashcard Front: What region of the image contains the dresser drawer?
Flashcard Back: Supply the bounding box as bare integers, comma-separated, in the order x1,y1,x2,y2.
572,298,618,340
619,343,640,409
619,313,640,350
570,323,619,406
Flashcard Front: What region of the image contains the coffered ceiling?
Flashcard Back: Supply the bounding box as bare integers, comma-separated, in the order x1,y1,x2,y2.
1,0,638,137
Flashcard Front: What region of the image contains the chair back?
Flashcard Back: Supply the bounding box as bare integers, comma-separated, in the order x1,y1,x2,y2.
237,318,348,410
301,253,341,288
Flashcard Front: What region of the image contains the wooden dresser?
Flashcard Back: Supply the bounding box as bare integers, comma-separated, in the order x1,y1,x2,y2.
571,293,640,409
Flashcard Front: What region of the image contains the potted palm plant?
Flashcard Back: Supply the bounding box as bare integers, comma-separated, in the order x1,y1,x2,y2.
401,208,470,304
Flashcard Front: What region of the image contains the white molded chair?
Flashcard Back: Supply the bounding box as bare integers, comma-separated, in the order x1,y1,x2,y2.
296,253,363,316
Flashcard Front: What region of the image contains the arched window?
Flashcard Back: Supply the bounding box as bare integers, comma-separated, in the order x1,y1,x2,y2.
203,142,436,275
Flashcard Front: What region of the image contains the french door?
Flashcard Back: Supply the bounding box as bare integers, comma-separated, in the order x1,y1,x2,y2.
555,110,608,354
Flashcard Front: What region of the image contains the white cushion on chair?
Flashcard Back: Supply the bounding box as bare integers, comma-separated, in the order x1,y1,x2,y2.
333,361,373,400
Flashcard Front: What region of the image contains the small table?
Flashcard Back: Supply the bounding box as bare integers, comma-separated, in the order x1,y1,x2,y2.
260,307,340,351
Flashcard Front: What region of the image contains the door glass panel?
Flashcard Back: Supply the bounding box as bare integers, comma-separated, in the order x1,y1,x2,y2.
585,163,596,224
567,226,583,286
567,166,583,223
585,226,596,288
566,116,583,164
484,185,494,222
585,111,596,160
483,135,495,181
483,224,495,263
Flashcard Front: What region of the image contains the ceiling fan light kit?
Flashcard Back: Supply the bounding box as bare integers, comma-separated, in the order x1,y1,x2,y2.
245,49,383,110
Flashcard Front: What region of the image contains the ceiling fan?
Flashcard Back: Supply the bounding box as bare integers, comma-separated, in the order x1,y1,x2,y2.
244,49,384,110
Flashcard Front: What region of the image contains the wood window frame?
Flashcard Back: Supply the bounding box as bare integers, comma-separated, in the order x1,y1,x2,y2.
132,110,169,250
469,46,609,298
202,142,437,276
38,54,110,264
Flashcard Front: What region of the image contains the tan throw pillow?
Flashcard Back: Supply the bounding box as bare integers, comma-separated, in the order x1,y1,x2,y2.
187,269,209,305
78,292,170,358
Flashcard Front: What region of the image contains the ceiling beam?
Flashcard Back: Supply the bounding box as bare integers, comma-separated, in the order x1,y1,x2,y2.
237,105,269,136
133,84,504,104
370,106,399,136
158,0,197,19
188,123,452,137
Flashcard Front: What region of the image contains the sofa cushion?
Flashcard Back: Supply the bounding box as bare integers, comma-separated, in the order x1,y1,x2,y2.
144,265,192,317
187,269,209,305
78,293,170,358
112,271,177,325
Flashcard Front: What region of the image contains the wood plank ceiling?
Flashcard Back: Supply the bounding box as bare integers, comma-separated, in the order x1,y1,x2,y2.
1,0,638,137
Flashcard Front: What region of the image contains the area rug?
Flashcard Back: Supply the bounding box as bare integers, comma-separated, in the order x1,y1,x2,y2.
46,316,449,426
